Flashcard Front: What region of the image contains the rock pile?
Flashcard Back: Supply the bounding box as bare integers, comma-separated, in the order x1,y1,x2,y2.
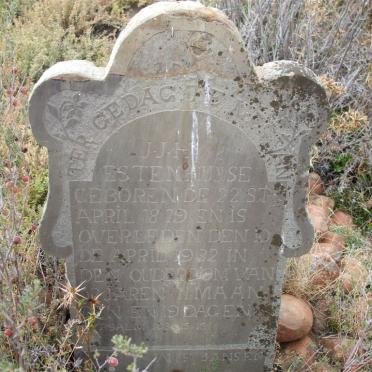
276,172,369,370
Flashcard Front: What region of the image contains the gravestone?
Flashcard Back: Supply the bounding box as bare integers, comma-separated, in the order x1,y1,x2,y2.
29,2,328,371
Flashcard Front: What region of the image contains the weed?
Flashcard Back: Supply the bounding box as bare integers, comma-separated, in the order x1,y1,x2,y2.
330,191,372,234
28,168,48,210
331,154,353,174
330,226,366,252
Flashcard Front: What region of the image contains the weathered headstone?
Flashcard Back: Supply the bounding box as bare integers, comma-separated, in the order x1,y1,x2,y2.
29,2,328,371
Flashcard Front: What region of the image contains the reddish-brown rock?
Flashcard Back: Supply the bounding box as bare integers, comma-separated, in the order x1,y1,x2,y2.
308,172,324,194
318,231,345,251
283,336,317,367
340,257,368,293
307,204,329,233
277,294,313,343
320,336,356,362
280,336,318,370
330,210,355,228
310,242,343,262
309,194,335,210
310,253,340,287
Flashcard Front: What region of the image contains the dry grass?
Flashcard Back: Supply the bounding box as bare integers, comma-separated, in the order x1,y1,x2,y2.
226,0,371,112
0,0,130,82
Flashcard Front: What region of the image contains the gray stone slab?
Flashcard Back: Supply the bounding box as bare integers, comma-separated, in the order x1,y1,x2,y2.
29,1,329,371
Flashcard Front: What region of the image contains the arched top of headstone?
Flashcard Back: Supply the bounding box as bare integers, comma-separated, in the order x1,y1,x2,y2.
106,1,255,79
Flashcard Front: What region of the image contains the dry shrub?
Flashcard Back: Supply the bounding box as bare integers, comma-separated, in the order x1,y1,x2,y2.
0,0,129,82
216,0,371,112
330,110,368,133
319,75,347,98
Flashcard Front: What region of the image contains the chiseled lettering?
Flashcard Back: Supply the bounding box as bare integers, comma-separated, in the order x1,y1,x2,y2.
140,87,159,106
159,85,176,102
182,304,250,318
107,101,123,118
78,164,256,184
121,93,138,111
235,267,259,281
93,111,111,129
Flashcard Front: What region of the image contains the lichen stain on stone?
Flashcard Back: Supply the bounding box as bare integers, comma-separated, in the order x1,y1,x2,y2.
271,234,283,247
185,270,192,282
270,100,281,113
182,159,189,170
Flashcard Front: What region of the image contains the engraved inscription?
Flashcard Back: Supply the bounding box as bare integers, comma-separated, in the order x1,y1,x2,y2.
70,111,284,348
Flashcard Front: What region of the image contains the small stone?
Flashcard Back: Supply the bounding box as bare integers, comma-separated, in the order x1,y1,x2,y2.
308,194,335,210
330,210,354,229
340,257,367,293
277,294,313,343
307,205,329,233
310,253,340,287
318,231,345,251
320,336,356,363
310,242,343,262
282,336,317,368
308,173,324,194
